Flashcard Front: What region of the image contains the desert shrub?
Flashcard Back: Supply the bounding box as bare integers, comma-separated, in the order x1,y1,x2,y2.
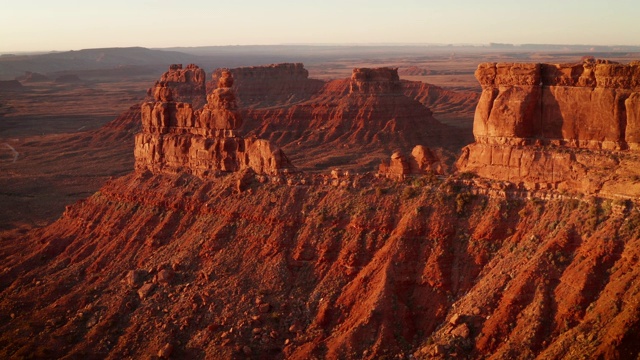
375,187,388,197
455,191,473,214
459,171,477,180
402,186,417,200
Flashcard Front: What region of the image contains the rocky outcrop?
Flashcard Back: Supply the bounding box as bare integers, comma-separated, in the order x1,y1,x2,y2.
148,64,207,109
211,63,324,108
379,145,442,179
458,60,640,197
473,60,640,150
350,67,401,94
135,68,294,176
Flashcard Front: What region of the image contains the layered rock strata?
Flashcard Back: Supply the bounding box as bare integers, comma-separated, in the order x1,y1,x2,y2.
473,60,640,149
135,67,294,176
458,60,640,197
211,63,324,108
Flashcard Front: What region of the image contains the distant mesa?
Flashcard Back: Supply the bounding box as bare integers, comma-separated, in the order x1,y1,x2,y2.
15,71,49,83
350,67,401,94
0,80,24,91
399,66,433,76
210,63,324,109
54,74,82,83
135,64,294,176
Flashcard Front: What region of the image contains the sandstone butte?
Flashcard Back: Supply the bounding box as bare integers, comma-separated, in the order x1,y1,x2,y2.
2,61,640,360
458,59,640,198
135,65,295,176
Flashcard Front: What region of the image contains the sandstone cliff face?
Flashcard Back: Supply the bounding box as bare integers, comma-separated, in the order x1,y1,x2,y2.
211,63,324,109
473,61,640,149
136,68,294,176
458,60,640,197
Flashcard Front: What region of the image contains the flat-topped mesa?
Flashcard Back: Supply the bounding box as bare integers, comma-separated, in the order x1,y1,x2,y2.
379,145,443,180
214,63,310,82
148,64,207,108
210,63,324,108
135,67,294,176
350,67,402,95
474,60,640,150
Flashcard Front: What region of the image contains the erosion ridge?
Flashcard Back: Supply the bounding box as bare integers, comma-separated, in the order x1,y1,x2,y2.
457,60,640,198
2,169,639,359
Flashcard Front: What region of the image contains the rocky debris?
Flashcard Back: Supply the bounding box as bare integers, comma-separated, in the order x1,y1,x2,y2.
449,313,461,326
126,269,147,287
137,282,156,300
135,65,295,177
458,59,640,197
149,64,206,108
158,343,173,358
451,323,470,339
156,269,174,285
258,303,271,313
379,145,442,179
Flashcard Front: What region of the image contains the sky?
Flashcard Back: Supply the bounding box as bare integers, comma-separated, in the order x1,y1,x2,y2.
1,0,639,53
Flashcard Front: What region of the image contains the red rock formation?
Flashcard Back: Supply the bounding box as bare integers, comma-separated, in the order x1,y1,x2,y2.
379,145,442,179
211,63,324,109
198,70,242,130
243,67,458,171
136,68,294,176
458,60,640,197
149,64,207,109
350,67,401,94
473,60,640,149
3,169,640,359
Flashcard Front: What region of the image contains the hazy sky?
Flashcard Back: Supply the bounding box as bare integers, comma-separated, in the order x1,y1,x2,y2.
2,0,639,52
